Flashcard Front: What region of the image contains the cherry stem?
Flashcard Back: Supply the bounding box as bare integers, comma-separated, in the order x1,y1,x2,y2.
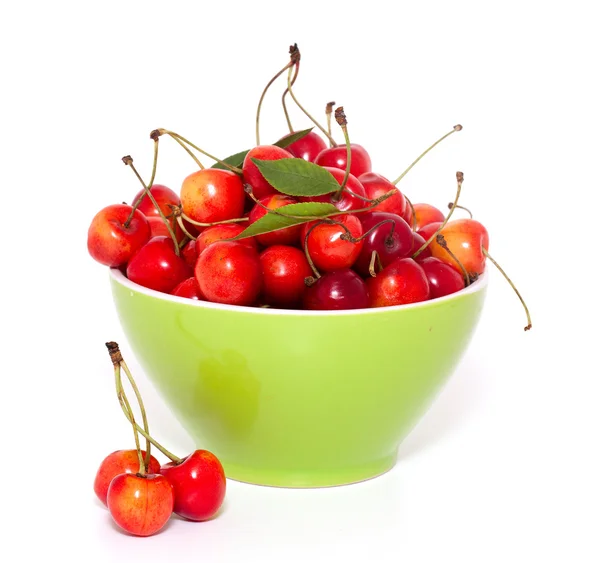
482,247,532,331
286,64,338,147
448,202,473,218
180,211,248,228
282,62,299,133
303,221,326,279
435,233,470,287
369,250,383,277
167,133,205,169
124,136,159,224
413,171,463,259
122,155,181,256
392,124,462,186
326,102,335,146
332,107,350,203
404,196,418,231
106,342,182,464
340,218,395,244
156,129,241,174
176,215,197,241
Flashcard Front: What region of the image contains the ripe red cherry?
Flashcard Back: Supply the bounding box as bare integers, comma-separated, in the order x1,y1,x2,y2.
131,184,180,218
242,145,293,200
314,143,372,178
160,450,226,522
181,169,245,224
418,257,465,299
412,203,445,231
302,214,364,272
280,131,327,162
106,473,174,537
353,212,413,277
249,194,302,247
94,450,161,507
429,219,490,275
299,167,367,212
411,231,433,259
181,239,199,269
367,258,430,307
195,241,262,306
171,277,205,300
259,245,312,307
303,269,369,310
195,223,257,254
402,201,414,229
416,221,443,242
87,204,150,267
358,172,406,216
126,236,193,294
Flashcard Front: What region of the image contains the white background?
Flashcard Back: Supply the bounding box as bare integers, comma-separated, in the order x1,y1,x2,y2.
1,1,599,561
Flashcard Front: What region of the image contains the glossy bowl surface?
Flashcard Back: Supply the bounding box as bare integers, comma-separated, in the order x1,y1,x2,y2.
110,268,488,487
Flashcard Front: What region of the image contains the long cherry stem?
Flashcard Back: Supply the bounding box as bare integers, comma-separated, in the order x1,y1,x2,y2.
286,60,338,147
181,212,248,228
404,196,418,231
168,133,205,169
122,155,181,256
332,107,351,202
482,248,532,331
392,124,462,185
369,250,383,277
326,102,335,146
413,171,463,259
282,62,299,133
448,202,473,218
124,136,160,225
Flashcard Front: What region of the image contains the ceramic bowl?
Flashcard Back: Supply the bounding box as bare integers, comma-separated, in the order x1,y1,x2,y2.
110,268,488,487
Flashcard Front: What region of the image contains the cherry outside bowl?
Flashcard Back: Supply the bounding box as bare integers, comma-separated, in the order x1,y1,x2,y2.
109,268,488,488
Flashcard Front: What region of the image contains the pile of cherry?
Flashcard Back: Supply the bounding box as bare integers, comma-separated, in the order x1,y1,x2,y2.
95,342,226,536
88,44,531,326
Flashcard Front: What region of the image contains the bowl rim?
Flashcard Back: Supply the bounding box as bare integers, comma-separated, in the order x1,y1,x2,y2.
109,266,488,317
109,268,488,317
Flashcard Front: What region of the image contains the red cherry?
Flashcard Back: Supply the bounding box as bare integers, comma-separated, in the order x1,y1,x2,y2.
302,214,364,272
131,184,180,218
411,231,433,259
94,450,161,507
418,256,465,299
299,167,367,212
171,277,205,300
242,145,293,200
87,204,150,267
195,241,262,306
195,223,257,254
367,258,430,307
430,219,490,275
358,172,406,216
259,245,312,307
314,143,372,178
280,131,328,162
181,169,245,224
353,212,413,277
160,450,226,522
303,269,369,310
412,203,445,231
416,221,443,242
126,236,193,294
181,239,199,269
106,473,174,537
249,194,302,247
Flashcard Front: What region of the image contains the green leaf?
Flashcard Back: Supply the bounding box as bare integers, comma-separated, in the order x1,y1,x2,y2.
211,150,248,171
250,158,340,197
233,202,339,239
273,128,314,149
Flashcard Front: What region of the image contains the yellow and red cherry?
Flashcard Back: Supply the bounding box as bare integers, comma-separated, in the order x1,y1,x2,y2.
195,241,262,306
242,145,294,200
94,449,161,507
106,473,174,537
181,168,245,224
280,131,327,162
418,256,465,299
302,215,364,272
303,269,369,310
412,203,445,231
160,450,226,522
126,236,193,294
259,245,312,307
314,143,372,178
353,212,413,277
358,172,406,216
87,204,150,268
249,194,302,246
367,257,430,307
195,223,257,254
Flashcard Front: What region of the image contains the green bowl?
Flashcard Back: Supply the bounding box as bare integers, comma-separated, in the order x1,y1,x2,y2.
110,268,488,488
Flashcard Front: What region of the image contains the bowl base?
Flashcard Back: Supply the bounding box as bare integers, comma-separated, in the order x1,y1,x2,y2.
221,454,397,488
